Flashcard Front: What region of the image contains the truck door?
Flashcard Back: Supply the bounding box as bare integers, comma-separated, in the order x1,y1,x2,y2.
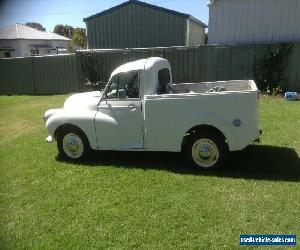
95,71,144,150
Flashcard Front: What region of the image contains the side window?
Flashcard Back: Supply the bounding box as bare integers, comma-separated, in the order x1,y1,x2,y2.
157,68,170,94
105,75,119,99
105,71,139,99
119,71,139,98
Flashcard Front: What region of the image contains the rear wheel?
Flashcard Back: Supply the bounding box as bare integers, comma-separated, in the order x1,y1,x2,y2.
57,126,90,161
184,131,228,170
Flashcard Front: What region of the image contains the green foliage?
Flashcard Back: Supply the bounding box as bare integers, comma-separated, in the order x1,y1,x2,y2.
25,22,46,31
67,28,87,52
0,95,299,248
66,41,76,53
72,28,87,49
80,53,106,90
53,24,75,38
254,43,293,95
270,85,283,96
54,25,86,51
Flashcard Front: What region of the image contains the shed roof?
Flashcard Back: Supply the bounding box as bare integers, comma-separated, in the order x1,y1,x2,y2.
83,0,207,28
0,24,70,40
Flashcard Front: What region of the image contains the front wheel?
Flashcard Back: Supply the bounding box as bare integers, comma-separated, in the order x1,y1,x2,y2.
57,126,91,161
184,131,228,170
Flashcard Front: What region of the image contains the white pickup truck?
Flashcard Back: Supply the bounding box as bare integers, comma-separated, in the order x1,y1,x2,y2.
45,57,261,170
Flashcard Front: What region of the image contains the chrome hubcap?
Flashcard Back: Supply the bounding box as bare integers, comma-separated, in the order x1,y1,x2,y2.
62,133,84,158
192,138,219,168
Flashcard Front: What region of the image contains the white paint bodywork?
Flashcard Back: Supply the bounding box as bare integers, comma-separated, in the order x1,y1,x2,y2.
45,57,260,153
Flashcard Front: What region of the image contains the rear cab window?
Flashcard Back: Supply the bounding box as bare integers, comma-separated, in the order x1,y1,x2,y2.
157,68,170,94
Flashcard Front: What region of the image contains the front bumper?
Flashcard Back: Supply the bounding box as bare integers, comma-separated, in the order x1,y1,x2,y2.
44,109,62,143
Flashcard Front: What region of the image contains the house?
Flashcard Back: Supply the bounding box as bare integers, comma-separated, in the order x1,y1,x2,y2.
83,0,207,49
207,0,300,45
0,24,70,58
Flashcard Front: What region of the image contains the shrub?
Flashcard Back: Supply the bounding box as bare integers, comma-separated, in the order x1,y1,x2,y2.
254,43,293,95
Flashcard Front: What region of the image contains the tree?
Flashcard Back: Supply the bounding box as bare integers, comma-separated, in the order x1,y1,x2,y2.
53,24,75,39
80,53,106,90
25,22,46,31
54,25,86,51
67,29,87,52
72,28,87,49
53,24,86,52
254,44,293,95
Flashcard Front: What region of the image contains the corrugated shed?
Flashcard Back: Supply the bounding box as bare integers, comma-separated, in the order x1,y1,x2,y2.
84,0,206,49
188,19,206,46
85,2,186,49
208,0,300,45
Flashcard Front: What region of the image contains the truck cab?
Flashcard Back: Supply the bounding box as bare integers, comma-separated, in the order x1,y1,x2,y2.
95,57,172,150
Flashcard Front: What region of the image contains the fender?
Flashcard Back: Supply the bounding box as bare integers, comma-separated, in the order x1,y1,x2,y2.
179,112,237,151
46,110,98,150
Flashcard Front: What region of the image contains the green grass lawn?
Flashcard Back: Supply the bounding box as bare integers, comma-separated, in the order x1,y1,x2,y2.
0,95,299,249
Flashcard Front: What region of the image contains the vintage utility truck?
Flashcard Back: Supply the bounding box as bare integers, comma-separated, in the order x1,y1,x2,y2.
44,57,261,170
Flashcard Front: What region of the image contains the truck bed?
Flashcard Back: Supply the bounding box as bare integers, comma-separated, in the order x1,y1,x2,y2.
144,80,259,152
170,80,257,94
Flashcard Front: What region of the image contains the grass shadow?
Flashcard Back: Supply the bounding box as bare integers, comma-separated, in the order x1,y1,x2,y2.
56,145,300,182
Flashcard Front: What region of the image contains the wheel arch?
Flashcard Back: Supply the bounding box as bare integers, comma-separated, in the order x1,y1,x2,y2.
54,123,89,143
181,124,228,151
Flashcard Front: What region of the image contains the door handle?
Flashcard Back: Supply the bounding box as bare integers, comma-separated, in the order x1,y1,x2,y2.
128,103,137,111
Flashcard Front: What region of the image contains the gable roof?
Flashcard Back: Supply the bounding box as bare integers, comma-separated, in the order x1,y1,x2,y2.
0,24,70,40
83,0,207,28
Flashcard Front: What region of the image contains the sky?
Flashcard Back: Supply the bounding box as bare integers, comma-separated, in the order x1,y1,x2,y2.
0,0,209,32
